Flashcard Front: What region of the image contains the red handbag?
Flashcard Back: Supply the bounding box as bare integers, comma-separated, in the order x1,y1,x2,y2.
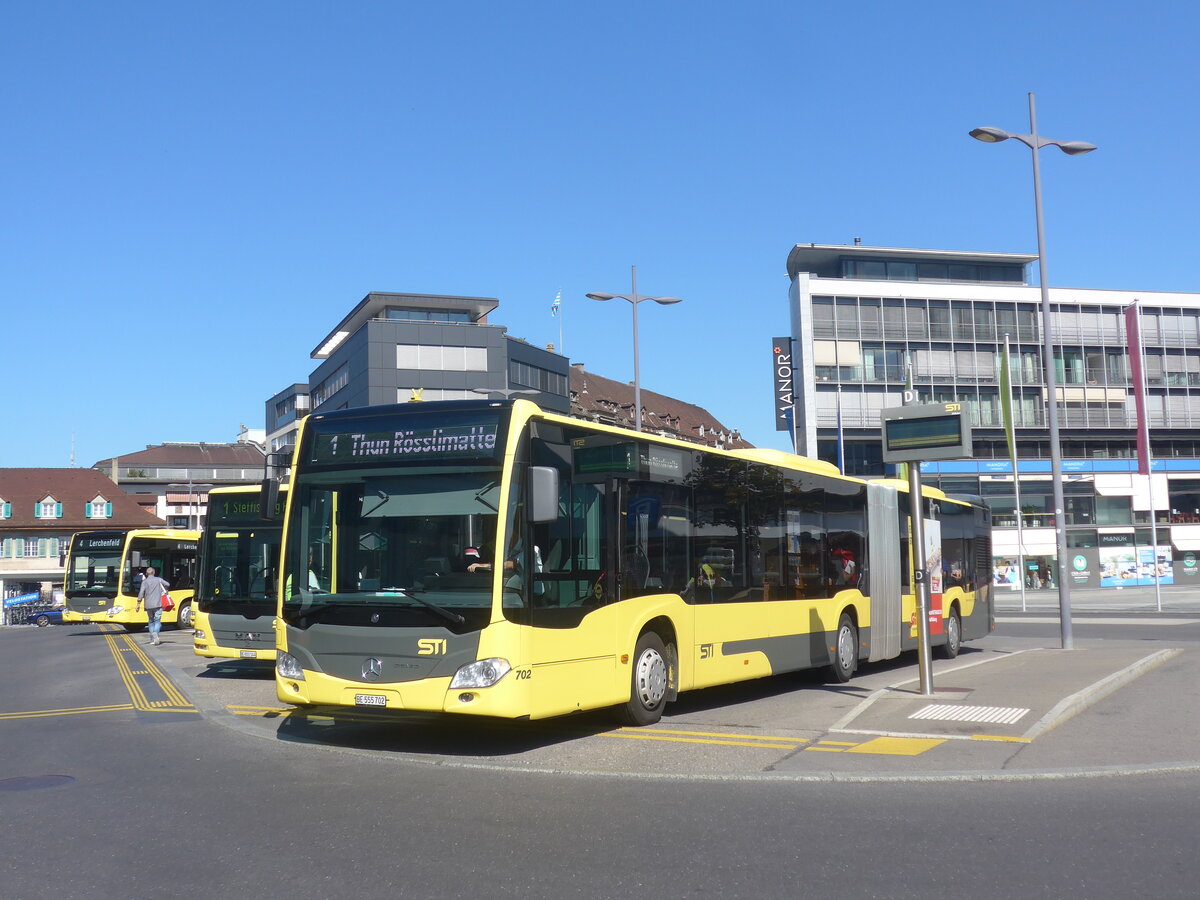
161,592,174,612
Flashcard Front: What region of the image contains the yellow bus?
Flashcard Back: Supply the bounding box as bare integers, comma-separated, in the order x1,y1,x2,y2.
63,529,200,631
192,485,284,661
269,399,992,725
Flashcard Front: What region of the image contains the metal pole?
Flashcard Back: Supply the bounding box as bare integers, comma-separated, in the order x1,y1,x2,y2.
1005,335,1028,612
908,461,935,696
1028,92,1073,650
904,367,934,695
1135,304,1164,612
631,264,642,432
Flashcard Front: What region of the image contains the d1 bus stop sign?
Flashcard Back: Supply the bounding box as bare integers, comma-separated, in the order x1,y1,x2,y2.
880,402,971,464
879,401,971,696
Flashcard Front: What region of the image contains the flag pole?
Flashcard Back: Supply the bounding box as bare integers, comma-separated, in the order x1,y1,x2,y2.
1003,335,1027,611
1132,302,1163,612
836,386,845,474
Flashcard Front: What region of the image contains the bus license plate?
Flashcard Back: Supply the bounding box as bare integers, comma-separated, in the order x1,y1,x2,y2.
240,650,257,658
354,694,387,708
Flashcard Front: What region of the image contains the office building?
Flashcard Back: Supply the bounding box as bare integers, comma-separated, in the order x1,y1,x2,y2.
267,291,570,454
786,242,1200,590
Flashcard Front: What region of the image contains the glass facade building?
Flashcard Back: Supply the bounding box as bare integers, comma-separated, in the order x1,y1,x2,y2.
786,244,1200,591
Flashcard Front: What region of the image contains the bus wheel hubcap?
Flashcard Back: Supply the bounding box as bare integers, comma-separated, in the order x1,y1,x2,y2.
839,627,854,669
635,649,667,709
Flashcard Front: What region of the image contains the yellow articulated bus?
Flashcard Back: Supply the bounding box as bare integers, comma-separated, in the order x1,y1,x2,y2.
268,399,992,725
63,529,200,631
192,485,284,661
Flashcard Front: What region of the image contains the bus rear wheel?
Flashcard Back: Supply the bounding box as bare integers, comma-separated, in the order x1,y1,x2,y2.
619,632,671,726
828,613,858,683
939,609,961,659
176,601,193,630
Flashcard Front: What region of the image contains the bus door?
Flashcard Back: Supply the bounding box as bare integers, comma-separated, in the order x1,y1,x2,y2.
689,462,768,688
526,475,621,717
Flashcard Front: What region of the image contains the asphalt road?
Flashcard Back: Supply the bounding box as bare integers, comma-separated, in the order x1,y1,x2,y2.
3,619,1199,899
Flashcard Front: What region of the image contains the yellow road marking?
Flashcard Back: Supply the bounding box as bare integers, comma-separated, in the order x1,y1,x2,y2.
0,704,135,721
99,625,195,713
969,733,1033,743
632,727,806,742
846,737,945,756
604,731,799,750
803,746,846,753
228,705,293,716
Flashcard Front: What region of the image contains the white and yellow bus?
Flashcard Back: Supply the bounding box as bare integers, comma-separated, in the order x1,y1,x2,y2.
270,399,992,725
192,485,284,661
63,529,200,631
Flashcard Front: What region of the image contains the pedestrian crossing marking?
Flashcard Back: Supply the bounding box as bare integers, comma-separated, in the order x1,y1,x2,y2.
910,704,1030,725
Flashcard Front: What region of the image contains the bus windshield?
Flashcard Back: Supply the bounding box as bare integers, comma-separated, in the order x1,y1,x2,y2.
198,525,281,614
282,468,502,631
66,546,123,599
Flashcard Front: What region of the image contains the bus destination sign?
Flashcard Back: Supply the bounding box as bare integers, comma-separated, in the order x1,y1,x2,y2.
312,424,501,464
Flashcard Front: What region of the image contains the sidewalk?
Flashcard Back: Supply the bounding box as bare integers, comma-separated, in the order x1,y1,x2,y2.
994,581,1200,613
145,622,1200,781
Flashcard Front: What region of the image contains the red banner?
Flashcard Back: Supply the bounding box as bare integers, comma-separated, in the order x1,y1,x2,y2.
1124,304,1151,476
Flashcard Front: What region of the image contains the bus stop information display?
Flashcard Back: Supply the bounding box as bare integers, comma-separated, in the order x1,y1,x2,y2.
880,402,971,463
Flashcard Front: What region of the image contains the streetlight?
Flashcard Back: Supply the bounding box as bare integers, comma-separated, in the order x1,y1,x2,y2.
166,482,214,530
586,265,682,432
970,92,1096,651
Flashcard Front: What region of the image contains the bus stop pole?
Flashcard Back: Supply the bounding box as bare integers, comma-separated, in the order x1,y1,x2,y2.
908,461,935,696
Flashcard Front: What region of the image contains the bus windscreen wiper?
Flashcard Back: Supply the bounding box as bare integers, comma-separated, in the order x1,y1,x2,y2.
379,587,466,625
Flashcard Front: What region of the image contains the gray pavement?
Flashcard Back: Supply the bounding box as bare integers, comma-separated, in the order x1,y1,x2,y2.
139,597,1200,782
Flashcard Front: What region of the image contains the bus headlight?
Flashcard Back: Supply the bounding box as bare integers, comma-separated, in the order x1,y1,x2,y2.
107,606,123,616
449,658,511,689
192,629,206,641
277,653,306,681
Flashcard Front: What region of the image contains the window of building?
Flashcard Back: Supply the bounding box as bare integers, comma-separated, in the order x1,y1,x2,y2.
397,388,478,402
1095,495,1132,526
396,344,487,372
509,361,567,395
37,499,62,519
88,500,111,519
385,307,472,323
0,498,9,518
1067,530,1098,548
24,538,39,557
312,364,349,405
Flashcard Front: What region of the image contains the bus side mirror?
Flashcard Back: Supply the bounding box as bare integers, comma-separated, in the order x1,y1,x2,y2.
528,466,559,524
260,477,280,522
260,451,287,522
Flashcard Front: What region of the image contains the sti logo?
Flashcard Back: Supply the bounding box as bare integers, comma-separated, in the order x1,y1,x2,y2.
417,638,447,656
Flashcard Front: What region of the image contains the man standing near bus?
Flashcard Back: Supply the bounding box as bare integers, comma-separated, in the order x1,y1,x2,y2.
135,566,170,646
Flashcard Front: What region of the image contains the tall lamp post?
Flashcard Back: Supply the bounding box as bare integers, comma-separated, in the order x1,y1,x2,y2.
970,92,1096,650
586,266,682,432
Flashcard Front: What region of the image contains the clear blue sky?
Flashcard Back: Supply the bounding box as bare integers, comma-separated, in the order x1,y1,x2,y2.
3,1,1196,469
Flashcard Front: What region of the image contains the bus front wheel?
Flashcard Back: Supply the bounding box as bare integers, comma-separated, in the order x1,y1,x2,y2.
829,613,858,683
619,632,671,726
176,601,193,630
